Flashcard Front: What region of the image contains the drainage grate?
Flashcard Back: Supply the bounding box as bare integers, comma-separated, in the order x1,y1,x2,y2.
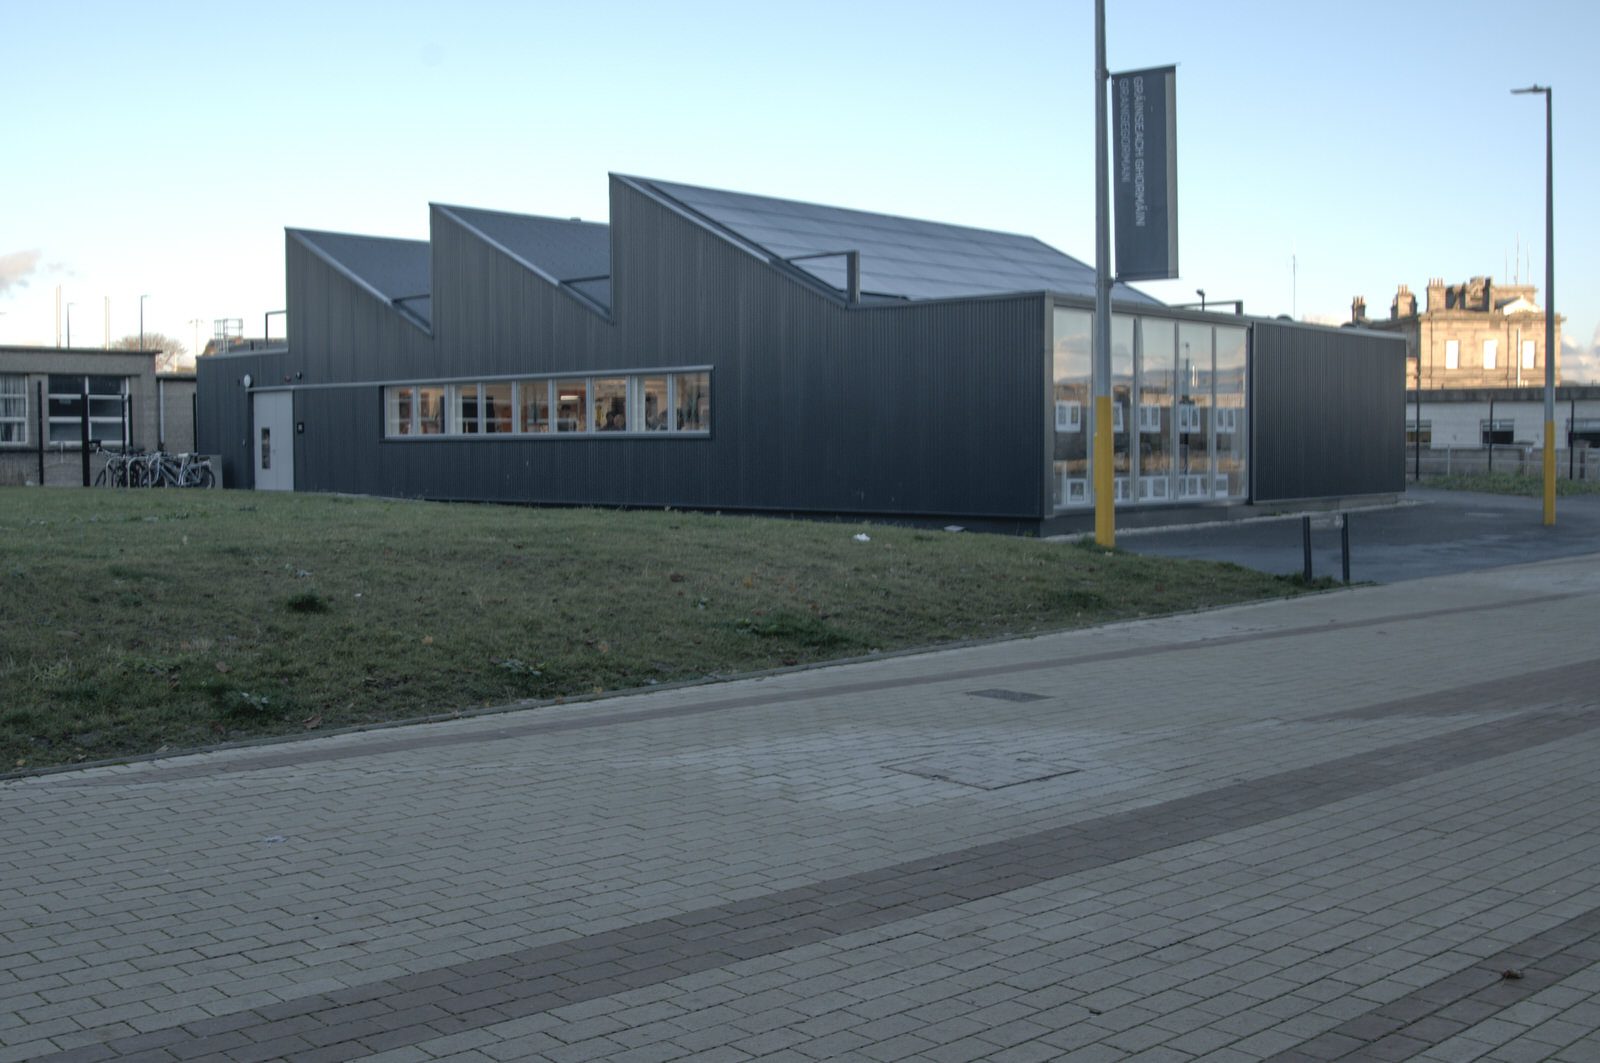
967,688,1050,703
885,749,1081,790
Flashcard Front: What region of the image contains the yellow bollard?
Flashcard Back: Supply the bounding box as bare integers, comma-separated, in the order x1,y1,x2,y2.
1094,395,1115,548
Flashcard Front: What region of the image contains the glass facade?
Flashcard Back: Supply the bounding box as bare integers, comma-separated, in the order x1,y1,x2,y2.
1053,306,1249,510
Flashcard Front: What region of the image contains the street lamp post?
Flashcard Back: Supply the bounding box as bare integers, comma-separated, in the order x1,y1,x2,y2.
66,302,75,347
1092,0,1114,547
1512,83,1555,526
140,294,150,354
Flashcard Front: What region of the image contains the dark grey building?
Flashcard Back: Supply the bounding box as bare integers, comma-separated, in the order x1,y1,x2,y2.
197,175,1405,531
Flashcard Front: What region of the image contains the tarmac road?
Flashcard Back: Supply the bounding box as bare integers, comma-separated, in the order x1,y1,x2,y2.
1119,485,1600,584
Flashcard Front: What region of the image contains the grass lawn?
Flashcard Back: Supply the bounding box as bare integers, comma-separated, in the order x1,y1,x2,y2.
2,489,1315,770
1422,472,1600,497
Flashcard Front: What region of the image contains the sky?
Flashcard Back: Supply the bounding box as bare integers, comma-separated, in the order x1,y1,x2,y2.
3,0,1597,379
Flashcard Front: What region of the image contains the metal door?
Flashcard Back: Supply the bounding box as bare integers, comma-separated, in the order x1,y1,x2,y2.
252,391,295,491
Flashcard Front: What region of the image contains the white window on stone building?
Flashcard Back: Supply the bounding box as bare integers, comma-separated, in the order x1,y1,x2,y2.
1522,340,1536,369
1445,339,1460,370
1483,339,1498,370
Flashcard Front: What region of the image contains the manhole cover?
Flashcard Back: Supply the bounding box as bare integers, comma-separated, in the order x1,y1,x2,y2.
967,688,1050,703
885,749,1081,789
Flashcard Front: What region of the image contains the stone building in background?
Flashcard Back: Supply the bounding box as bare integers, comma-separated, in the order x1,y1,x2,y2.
1351,277,1561,389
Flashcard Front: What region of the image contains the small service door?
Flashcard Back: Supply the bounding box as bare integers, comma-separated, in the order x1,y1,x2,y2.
252,391,295,491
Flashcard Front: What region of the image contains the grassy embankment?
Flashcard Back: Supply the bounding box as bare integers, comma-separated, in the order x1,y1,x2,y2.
2,489,1315,769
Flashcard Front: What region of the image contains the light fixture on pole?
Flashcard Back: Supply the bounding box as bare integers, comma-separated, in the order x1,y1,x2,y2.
140,294,150,353
1512,83,1555,526
1196,288,1206,312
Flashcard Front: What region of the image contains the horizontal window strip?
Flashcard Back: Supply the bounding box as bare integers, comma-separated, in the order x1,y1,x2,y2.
383,370,710,439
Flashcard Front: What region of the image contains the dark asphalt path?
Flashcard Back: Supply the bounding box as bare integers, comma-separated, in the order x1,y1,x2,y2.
1119,486,1600,583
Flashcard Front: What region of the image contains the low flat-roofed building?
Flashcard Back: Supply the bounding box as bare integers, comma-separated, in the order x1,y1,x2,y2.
0,346,196,486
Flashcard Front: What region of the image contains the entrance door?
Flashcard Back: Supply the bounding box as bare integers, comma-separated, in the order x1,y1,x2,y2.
252,391,295,491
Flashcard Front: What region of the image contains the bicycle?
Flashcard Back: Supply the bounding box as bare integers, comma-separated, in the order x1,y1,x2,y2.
91,443,143,487
157,451,215,488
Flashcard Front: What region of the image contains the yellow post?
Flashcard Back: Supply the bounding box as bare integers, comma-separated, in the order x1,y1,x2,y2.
1094,395,1115,547
1544,419,1557,525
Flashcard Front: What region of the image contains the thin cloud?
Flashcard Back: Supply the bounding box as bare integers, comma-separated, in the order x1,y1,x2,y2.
0,249,42,295
1560,325,1600,385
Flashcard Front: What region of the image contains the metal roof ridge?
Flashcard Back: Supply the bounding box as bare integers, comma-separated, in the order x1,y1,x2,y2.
627,173,1067,247
287,226,429,247
287,231,433,337
430,202,609,231
433,205,613,320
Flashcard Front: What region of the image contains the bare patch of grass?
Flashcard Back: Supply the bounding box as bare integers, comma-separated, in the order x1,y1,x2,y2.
1,489,1317,769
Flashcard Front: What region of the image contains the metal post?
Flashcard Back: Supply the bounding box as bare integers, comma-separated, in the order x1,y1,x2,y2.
36,381,45,485
1413,364,1421,481
79,381,91,487
1514,84,1555,524
1341,514,1351,584
1301,516,1313,582
1541,88,1555,523
1092,0,1114,547
1488,396,1495,472
1571,396,1577,480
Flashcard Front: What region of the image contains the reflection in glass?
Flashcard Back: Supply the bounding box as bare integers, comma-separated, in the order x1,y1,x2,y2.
1138,319,1175,501
1052,308,1092,508
518,380,550,433
481,383,513,434
1177,323,1211,497
555,379,588,433
417,387,446,434
639,376,669,431
593,377,628,431
385,386,415,436
1214,326,1248,497
674,372,710,432
456,383,480,435
1112,316,1134,494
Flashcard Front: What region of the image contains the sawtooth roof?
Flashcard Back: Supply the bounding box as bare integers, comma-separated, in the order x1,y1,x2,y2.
291,230,432,326
289,176,1159,329
636,177,1159,305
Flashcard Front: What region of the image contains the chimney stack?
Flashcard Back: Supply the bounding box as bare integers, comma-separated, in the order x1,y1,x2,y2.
1351,296,1367,324
1391,284,1417,319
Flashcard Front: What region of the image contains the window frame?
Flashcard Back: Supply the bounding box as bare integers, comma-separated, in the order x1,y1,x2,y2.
48,374,129,448
0,374,26,445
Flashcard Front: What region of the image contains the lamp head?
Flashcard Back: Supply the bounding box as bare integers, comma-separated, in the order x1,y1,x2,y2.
1511,84,1550,96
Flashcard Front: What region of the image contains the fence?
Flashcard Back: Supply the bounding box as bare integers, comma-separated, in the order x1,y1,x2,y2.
1405,444,1596,481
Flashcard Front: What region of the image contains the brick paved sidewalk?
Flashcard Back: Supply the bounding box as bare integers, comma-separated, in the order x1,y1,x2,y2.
4,553,1600,1062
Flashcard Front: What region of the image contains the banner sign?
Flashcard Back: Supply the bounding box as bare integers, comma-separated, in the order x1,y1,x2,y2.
1113,65,1178,281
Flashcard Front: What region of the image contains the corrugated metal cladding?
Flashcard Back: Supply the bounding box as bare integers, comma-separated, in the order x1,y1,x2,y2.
196,350,292,488
203,178,1047,520
1251,321,1406,501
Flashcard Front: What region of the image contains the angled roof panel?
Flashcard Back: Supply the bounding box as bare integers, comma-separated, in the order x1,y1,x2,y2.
637,177,1158,305
442,206,610,284
292,230,431,305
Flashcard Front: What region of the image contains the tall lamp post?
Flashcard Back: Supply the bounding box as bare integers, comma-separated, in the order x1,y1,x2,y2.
1092,0,1114,547
139,294,150,353
65,302,75,348
1512,83,1555,526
